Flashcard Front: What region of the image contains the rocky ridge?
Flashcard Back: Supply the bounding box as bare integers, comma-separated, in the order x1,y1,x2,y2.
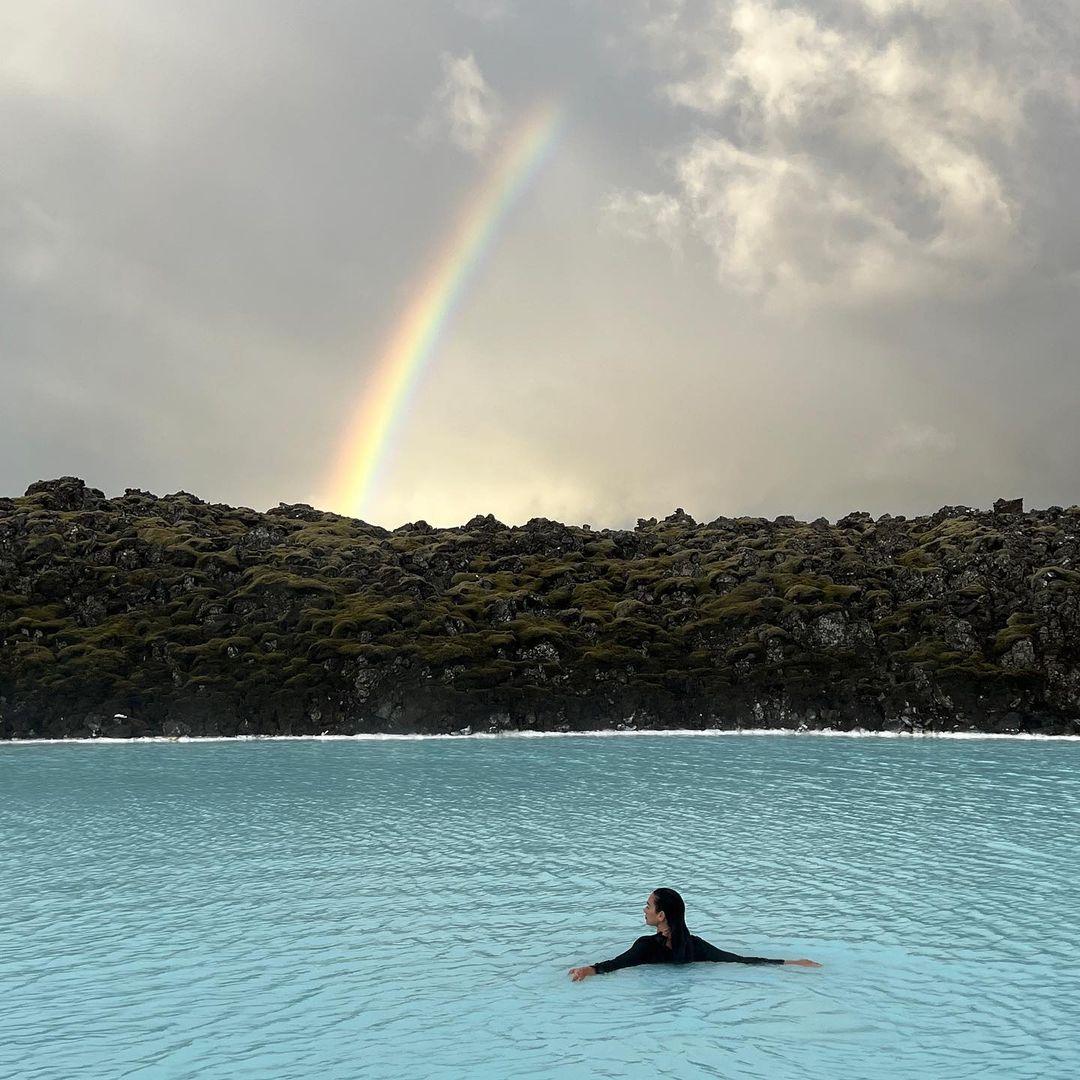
2,477,1079,739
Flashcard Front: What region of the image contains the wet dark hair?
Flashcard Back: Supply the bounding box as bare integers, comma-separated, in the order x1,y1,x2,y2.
652,887,694,964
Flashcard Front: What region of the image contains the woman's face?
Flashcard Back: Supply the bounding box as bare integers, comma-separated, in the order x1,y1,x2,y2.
643,893,661,927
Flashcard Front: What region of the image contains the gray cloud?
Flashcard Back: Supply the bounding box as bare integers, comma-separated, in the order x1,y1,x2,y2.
864,422,959,481
453,0,511,22
2,1,1079,527
615,0,1079,306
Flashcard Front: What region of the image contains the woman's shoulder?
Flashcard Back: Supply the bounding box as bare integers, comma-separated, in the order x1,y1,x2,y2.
688,933,718,955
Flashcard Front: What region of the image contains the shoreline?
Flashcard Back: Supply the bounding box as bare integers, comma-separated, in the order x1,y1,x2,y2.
3,727,1079,746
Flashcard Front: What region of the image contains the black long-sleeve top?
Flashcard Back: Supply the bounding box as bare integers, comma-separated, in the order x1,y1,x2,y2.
592,933,784,974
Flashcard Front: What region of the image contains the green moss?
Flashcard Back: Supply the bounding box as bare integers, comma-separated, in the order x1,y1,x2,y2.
282,674,316,689
196,547,240,571
578,609,609,626
725,641,761,661
135,525,186,545
184,674,230,688
686,584,780,627
609,617,657,644
994,625,1036,652
412,631,514,665
510,621,564,647
1030,566,1080,589
5,602,66,621
653,576,707,599
900,640,967,664
450,659,522,687
237,568,334,595
306,640,391,662
938,660,1007,680
296,519,363,538
221,635,255,652
822,584,860,602
625,568,660,589
584,539,618,557
10,641,56,667
528,581,565,605
896,548,933,568
581,643,641,666
25,532,68,555
713,581,769,604
570,581,616,608
56,645,126,670
9,615,70,635
148,624,205,645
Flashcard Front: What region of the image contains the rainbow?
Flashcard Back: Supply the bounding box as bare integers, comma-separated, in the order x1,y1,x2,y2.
322,101,564,519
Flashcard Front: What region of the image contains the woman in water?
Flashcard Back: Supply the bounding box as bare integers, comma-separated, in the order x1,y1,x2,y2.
568,888,822,980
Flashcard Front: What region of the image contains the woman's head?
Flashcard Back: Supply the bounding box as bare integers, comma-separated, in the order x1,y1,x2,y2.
645,887,693,963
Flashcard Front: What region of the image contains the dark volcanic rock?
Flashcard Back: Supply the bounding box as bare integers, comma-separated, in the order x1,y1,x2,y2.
267,502,326,522
2,478,1080,739
24,477,106,512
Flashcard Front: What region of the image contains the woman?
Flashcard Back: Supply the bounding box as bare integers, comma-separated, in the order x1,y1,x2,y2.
568,888,822,980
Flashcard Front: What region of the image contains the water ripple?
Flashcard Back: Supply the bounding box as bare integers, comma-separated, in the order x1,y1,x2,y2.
1,735,1078,1078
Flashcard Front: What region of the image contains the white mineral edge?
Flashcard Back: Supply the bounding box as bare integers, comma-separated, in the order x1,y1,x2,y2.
1,728,1078,745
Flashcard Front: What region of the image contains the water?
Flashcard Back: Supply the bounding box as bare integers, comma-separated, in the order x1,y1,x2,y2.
2,733,1078,1080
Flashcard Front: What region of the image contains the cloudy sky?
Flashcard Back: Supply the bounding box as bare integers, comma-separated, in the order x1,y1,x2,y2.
3,0,1079,527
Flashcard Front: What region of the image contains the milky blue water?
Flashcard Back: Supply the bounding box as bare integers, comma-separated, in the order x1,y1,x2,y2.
2,733,1078,1080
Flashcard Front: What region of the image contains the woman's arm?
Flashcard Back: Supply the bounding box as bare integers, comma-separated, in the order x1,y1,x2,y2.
693,936,821,967
569,936,652,980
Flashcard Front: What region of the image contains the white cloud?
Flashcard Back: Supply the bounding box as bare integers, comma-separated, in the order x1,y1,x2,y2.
601,190,684,250
428,51,502,155
620,0,1072,305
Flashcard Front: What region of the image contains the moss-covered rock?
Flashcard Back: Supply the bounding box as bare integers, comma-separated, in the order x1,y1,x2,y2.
2,478,1079,737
